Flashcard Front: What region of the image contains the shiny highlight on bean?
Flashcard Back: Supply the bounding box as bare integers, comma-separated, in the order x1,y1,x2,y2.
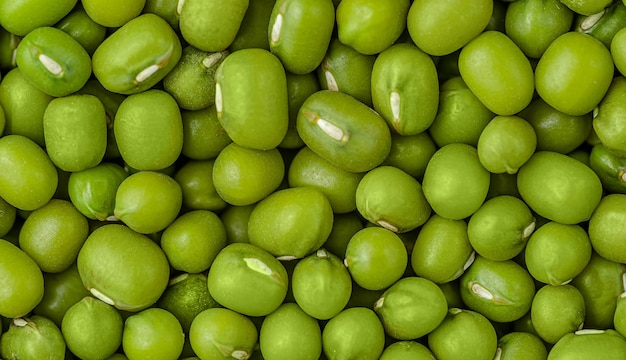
215,83,223,114
324,70,339,91
38,53,63,75
243,257,273,276
202,52,224,69
316,118,348,142
377,220,399,233
471,282,494,301
135,64,160,83
90,287,115,306
390,91,401,122
270,14,283,44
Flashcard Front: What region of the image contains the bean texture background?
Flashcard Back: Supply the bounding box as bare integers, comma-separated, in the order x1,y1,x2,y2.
1,1,626,359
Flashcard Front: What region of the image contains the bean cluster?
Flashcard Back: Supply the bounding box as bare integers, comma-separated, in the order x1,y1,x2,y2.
1,0,626,359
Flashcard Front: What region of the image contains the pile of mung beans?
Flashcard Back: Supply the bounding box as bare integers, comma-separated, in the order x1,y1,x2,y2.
1,0,626,359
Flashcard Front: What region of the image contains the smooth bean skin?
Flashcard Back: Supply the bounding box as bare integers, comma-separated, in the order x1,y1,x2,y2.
32,265,91,328
560,0,613,15
437,279,465,309
114,89,183,171
379,341,436,360
288,146,364,214
180,0,248,52
0,239,44,318
571,253,624,329
113,171,182,234
77,224,170,312
371,43,439,135
422,143,490,220
505,0,574,58
181,105,232,160
468,195,535,262
0,68,53,146
477,115,537,174
374,277,448,340
323,212,364,258
0,316,66,360
16,26,91,97
82,0,145,27
589,143,626,194
497,332,547,360
230,0,275,51
322,307,385,360
535,32,614,116
122,308,184,360
61,296,123,360
518,98,592,154
161,210,227,273
336,0,409,55
460,256,536,323
345,227,408,291
428,308,497,360
190,307,257,360
76,79,126,159
531,284,585,344
18,199,89,274
356,166,431,233
588,194,626,263
0,0,77,36
0,134,57,211
142,0,179,30
269,0,335,74
92,14,182,95
297,90,391,173
215,48,288,150
212,143,285,206
407,0,493,56
517,151,603,224
611,26,626,76
207,243,288,317
459,31,534,116
382,132,437,180
292,249,352,320
593,76,626,155
68,162,128,221
249,187,333,259
547,330,626,360
56,6,107,55
0,197,15,238
525,222,591,286
44,94,107,172
411,214,474,284
513,312,540,339
220,204,255,244
428,76,494,147
174,160,227,212
317,39,376,107
281,72,319,149
260,303,322,360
